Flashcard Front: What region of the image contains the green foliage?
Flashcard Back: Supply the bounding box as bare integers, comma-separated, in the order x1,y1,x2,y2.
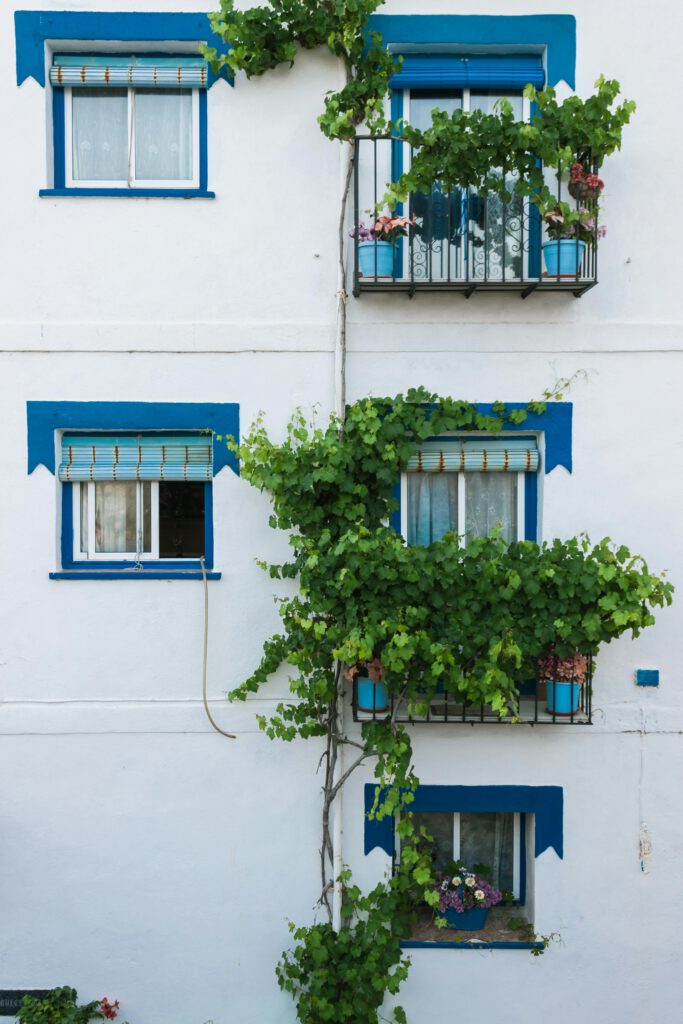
383,77,636,222
230,390,671,735
276,853,426,1024
225,389,671,1020
203,0,396,139
18,989,103,1024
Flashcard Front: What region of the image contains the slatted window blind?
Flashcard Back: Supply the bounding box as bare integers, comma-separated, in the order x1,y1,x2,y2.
407,438,539,474
50,54,209,89
390,54,544,91
58,434,213,481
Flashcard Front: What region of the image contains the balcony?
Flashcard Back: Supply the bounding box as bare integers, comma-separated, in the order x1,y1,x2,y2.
352,136,599,298
351,657,594,726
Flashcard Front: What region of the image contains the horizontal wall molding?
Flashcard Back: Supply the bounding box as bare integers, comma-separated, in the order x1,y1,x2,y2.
0,698,309,736
1,323,681,355
0,699,679,735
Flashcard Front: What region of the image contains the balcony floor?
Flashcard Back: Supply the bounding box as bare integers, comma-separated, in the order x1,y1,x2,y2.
354,278,597,298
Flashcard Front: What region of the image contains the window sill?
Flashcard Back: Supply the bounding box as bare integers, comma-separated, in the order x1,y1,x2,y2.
39,188,216,199
49,570,222,581
400,940,544,951
403,906,540,950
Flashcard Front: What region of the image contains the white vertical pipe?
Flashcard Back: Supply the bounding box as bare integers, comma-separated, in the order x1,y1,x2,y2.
334,140,352,421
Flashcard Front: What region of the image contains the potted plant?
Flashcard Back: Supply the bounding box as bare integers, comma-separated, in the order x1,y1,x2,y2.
434,868,502,932
350,215,414,279
568,162,605,202
348,657,389,716
539,201,602,277
537,648,589,715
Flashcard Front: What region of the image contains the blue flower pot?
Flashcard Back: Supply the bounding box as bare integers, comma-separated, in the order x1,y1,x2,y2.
437,906,490,932
542,239,585,277
358,240,395,278
356,677,389,714
546,680,582,715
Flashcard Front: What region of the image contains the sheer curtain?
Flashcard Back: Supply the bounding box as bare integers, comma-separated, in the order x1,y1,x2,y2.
72,88,128,181
95,482,137,552
407,474,458,545
460,811,514,891
465,473,517,543
135,88,193,180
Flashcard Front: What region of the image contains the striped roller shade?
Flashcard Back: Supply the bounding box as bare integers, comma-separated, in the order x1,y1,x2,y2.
58,434,213,481
390,54,544,91
407,438,539,473
50,54,209,88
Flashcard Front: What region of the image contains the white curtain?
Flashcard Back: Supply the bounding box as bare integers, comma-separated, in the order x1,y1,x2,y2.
407,473,458,545
95,482,137,552
135,88,193,180
460,811,514,891
72,88,128,181
465,472,517,543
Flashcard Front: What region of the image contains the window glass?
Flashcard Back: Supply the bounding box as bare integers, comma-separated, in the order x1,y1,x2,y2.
80,483,88,553
465,473,517,543
142,481,152,553
159,482,205,558
412,812,454,873
407,473,458,545
412,810,515,892
72,88,128,181
409,89,462,131
135,89,193,180
95,481,137,552
470,90,523,118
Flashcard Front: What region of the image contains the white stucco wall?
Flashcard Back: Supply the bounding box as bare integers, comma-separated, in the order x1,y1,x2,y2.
1,1,681,1022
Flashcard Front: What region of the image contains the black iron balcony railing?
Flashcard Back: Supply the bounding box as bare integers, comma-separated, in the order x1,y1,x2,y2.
351,657,593,726
352,136,599,298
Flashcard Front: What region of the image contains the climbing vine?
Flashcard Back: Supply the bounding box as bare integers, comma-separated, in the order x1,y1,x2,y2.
225,389,672,1023
203,5,645,1020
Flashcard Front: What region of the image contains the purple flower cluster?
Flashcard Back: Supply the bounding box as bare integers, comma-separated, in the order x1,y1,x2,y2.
435,870,502,913
349,222,376,242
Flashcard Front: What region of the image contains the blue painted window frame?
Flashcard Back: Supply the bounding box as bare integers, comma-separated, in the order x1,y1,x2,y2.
365,783,563,951
395,433,539,542
367,15,576,91
389,83,548,282
376,15,576,281
27,401,239,581
14,12,229,199
60,475,215,573
389,402,572,541
46,67,211,198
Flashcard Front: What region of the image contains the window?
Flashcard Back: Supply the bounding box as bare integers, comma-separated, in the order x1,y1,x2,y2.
74,479,205,561
409,811,522,899
363,784,567,949
50,54,208,193
59,432,213,569
400,436,539,544
405,85,528,282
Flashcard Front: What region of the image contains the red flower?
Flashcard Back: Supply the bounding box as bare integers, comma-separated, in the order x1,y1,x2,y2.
100,998,120,1021
585,173,604,191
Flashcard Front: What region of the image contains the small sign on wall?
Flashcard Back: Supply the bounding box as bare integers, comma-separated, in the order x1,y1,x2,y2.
0,993,49,1017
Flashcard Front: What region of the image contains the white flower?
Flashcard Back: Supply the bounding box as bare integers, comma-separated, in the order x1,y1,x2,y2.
452,876,462,887
474,889,485,901
464,877,476,888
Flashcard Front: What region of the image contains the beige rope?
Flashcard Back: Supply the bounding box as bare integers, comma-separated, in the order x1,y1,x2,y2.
200,557,235,739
